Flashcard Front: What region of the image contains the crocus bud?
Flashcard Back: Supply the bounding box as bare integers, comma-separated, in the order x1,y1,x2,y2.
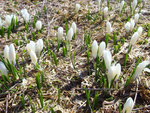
26,41,36,53
137,27,143,36
97,0,101,10
57,27,63,40
21,9,30,23
123,97,134,113
36,20,42,30
0,61,8,76
35,39,44,57
0,17,3,28
106,21,113,34
92,40,98,58
130,19,135,31
132,0,137,11
4,45,10,61
30,50,37,65
75,4,81,13
67,27,73,41
130,32,139,45
103,50,112,70
125,22,130,32
134,13,139,23
71,22,77,34
107,63,121,86
120,1,125,12
98,41,106,58
9,44,16,65
5,15,12,27
132,61,149,80
104,7,108,18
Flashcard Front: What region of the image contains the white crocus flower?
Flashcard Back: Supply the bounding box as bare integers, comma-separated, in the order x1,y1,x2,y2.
107,63,121,86
106,21,113,34
5,15,12,27
98,41,106,58
132,61,149,80
21,9,30,23
0,61,8,76
71,22,77,34
30,50,37,65
26,41,36,53
103,50,112,70
134,13,139,23
22,78,27,87
104,7,108,18
21,9,28,16
75,4,81,13
97,0,101,11
130,32,139,45
36,20,42,30
130,19,135,31
67,27,73,41
35,39,44,57
92,40,98,59
9,44,16,65
123,97,134,113
137,27,143,36
125,22,131,32
120,1,125,12
132,0,137,11
57,27,63,40
0,17,3,28
4,45,10,61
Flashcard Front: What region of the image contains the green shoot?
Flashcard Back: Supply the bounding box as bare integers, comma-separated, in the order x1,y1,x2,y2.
21,94,25,108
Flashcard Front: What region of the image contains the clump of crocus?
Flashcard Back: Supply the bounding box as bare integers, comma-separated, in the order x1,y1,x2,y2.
9,44,16,65
4,44,16,65
107,63,121,87
21,9,30,23
137,26,143,36
104,7,108,18
106,21,113,34
0,61,8,76
30,50,37,65
57,27,63,40
67,27,73,41
4,15,17,27
132,0,137,11
35,39,44,57
36,20,42,31
97,0,101,11
120,0,125,13
4,45,10,60
134,13,139,23
98,41,106,58
125,22,131,32
130,32,139,46
26,39,43,57
75,3,81,13
92,40,98,59
123,97,134,113
103,50,112,70
132,61,149,80
71,22,77,35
